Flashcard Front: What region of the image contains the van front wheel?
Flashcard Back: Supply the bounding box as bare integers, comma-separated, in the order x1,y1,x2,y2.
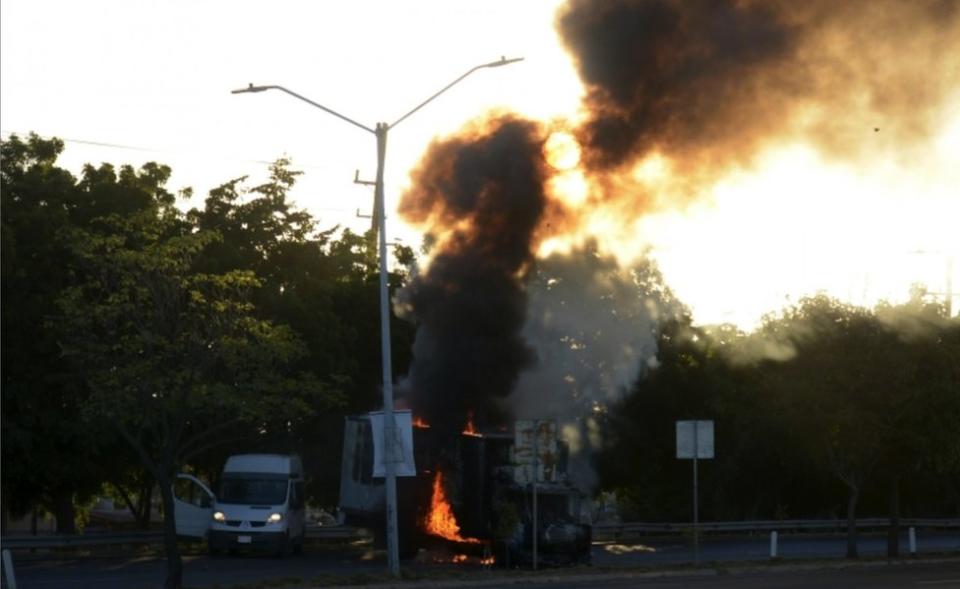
274,532,291,558
292,535,304,556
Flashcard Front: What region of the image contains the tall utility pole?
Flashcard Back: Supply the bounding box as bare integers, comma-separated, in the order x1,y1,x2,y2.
232,56,522,576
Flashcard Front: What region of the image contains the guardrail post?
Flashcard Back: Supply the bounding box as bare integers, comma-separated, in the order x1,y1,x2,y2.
769,531,778,559
908,526,916,557
2,548,17,589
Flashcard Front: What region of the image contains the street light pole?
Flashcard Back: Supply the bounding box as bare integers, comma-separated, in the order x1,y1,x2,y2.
372,122,401,572
232,56,522,576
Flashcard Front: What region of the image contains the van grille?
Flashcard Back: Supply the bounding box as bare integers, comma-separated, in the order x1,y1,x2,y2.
223,520,268,527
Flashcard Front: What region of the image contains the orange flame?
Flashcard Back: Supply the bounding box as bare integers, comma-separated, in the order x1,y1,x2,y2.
462,411,481,437
413,416,430,428
430,552,495,565
424,471,480,544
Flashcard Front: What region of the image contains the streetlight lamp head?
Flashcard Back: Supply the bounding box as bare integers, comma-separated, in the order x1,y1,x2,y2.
231,83,269,94
486,56,524,68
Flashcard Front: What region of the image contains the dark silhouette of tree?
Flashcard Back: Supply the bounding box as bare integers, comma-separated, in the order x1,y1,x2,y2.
1,134,134,532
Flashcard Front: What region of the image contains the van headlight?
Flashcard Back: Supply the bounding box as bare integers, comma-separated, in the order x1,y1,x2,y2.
212,511,226,522
267,512,283,523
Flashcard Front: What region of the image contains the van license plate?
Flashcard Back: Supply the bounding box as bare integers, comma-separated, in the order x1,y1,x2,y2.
237,535,252,544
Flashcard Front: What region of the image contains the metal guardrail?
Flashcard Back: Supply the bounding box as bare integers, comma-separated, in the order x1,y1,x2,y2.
592,518,960,540
306,525,372,540
0,525,371,550
1,531,163,550
3,519,956,550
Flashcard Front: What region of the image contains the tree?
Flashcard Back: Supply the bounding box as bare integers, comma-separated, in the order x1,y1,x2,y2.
1,134,121,532
759,296,917,557
872,299,960,554
55,192,339,589
186,166,417,505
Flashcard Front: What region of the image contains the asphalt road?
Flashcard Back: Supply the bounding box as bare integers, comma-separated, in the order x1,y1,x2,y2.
593,531,960,567
5,533,959,589
507,561,960,589
5,547,381,589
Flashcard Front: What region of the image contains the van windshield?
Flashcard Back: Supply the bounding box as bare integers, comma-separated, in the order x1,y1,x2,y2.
218,478,288,505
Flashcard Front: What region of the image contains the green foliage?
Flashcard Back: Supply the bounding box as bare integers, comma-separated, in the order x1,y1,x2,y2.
2,134,409,586
598,293,960,521
1,134,123,529
182,162,416,505
54,176,343,482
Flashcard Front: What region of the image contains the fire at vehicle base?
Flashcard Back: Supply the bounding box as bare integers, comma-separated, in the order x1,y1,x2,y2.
339,416,592,565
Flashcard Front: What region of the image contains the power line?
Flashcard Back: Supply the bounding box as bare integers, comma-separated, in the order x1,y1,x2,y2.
0,130,331,171
0,129,378,217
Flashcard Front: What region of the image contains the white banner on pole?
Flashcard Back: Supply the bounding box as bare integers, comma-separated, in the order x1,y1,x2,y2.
370,410,416,477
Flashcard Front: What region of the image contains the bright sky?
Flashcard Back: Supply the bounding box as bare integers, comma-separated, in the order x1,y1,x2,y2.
0,0,581,237
3,0,958,329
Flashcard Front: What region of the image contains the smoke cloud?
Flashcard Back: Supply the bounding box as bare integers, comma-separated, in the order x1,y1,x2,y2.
558,0,960,190
397,115,549,438
511,245,676,488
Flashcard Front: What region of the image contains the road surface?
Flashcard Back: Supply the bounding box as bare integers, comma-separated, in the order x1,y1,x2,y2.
5,532,959,589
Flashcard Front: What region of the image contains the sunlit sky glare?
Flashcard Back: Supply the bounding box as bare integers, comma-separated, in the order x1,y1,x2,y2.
1,0,581,233
3,0,958,329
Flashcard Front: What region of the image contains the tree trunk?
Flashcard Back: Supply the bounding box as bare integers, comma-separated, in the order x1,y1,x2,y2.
157,474,183,589
52,488,76,535
137,482,154,530
845,484,859,559
887,475,900,558
113,482,141,530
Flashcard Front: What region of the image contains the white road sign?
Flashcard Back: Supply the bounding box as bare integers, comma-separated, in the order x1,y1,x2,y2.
676,420,715,459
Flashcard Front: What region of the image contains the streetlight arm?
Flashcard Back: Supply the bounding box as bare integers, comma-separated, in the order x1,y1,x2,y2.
389,56,524,129
231,84,375,135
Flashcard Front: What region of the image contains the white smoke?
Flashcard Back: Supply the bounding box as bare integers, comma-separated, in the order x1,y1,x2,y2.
510,242,673,489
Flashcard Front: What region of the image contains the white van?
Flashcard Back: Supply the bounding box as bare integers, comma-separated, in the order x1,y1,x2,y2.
175,454,306,555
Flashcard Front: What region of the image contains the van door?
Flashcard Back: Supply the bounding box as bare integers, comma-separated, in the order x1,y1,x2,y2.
173,473,216,539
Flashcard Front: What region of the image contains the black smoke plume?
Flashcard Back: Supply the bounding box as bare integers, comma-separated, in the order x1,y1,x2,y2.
397,115,549,439
558,0,960,182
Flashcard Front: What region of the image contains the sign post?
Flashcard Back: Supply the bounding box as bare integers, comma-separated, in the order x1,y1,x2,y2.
676,420,714,566
514,420,558,570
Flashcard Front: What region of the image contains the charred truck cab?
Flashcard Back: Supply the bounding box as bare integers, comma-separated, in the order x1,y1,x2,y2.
339,416,592,565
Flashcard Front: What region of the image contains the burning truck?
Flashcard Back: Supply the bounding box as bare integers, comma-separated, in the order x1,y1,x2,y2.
339,413,592,565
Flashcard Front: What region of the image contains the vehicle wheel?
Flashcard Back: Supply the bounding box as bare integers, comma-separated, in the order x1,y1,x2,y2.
292,534,304,556
274,532,290,558
398,535,420,560
372,524,387,549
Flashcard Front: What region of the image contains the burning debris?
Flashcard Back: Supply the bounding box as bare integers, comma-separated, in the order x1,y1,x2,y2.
462,411,481,437
339,417,592,564
415,549,496,566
